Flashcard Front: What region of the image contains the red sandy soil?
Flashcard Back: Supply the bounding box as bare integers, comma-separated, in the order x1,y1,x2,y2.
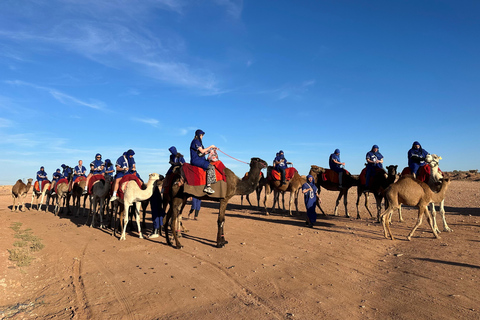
0,180,479,320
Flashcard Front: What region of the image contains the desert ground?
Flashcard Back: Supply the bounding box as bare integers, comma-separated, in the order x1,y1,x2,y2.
0,178,479,320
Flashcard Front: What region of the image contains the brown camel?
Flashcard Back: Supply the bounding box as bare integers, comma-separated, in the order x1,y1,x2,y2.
30,181,52,211
166,157,268,249
356,165,398,221
379,175,451,241
263,167,306,216
12,178,33,212
71,178,89,217
240,172,267,208
117,173,160,241
308,165,360,217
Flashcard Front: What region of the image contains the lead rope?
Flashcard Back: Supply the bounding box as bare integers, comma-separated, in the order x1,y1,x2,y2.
216,149,249,165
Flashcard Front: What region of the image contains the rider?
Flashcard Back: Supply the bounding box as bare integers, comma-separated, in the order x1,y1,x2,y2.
50,168,63,195
104,159,115,177
166,146,185,175
36,166,48,193
408,141,429,178
365,145,384,190
83,153,105,194
110,149,136,201
190,129,217,194
329,149,345,188
273,150,291,185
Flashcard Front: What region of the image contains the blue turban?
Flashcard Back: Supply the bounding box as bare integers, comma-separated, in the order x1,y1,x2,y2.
335,149,340,154
372,145,379,150
61,164,66,168
96,153,102,158
127,149,135,156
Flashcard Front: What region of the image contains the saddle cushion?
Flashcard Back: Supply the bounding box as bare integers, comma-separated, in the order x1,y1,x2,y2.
88,174,105,194
118,174,143,200
269,167,297,181
55,178,68,193
34,180,51,192
359,168,383,186
401,165,443,183
182,161,227,186
322,169,350,184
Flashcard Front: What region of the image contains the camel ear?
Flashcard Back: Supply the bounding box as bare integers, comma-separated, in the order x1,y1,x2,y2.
438,156,442,160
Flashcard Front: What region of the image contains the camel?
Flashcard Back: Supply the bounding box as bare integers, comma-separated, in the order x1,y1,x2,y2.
118,173,160,241
308,165,360,217
399,154,451,233
12,178,33,211
71,178,89,217
356,165,398,221
240,172,267,208
30,181,52,211
263,167,306,216
53,179,70,216
379,175,451,240
86,175,113,228
166,157,268,249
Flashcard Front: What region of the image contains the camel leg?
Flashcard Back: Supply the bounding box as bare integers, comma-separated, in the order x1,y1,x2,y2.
216,199,229,248
380,207,396,240
12,196,17,212
256,187,262,209
437,199,452,232
407,206,428,241
164,206,173,247
343,190,349,218
294,190,299,215
424,206,441,239
263,185,271,216
288,192,293,216
90,197,97,228
120,203,130,241
375,194,383,223
397,205,404,222
245,194,253,207
38,192,46,211
99,198,105,229
134,202,143,239
170,198,184,248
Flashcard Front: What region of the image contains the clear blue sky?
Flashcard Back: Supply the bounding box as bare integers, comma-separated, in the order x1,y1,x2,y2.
1,0,479,185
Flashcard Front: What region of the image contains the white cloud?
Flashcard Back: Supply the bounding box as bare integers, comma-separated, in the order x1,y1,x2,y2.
5,80,106,110
133,117,160,127
0,117,13,127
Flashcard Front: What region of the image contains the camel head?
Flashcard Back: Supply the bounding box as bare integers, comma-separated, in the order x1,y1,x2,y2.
27,178,33,184
148,173,161,181
250,158,268,169
425,154,442,168
309,165,325,175
386,165,398,177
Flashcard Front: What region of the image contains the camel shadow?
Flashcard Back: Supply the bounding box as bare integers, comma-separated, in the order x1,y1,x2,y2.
413,257,480,269
180,233,217,247
444,206,480,217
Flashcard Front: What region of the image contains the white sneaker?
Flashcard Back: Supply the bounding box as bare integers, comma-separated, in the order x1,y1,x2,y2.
110,196,118,202
203,186,215,194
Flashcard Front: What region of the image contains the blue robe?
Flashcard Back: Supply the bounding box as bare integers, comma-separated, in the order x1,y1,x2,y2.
329,153,343,173
90,159,105,175
408,142,429,175
190,138,210,170
302,179,318,225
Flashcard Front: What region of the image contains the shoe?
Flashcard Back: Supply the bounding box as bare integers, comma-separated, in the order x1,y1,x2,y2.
148,229,160,239
110,196,118,202
338,185,343,189
51,192,56,196
203,186,215,194
82,189,87,195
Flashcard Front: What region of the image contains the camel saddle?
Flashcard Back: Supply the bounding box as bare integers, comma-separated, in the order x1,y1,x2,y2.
54,178,68,193
269,167,297,181
401,165,443,183
34,180,51,193
181,162,228,199
322,169,350,184
87,174,104,194
242,171,264,181
359,168,384,186
118,174,143,200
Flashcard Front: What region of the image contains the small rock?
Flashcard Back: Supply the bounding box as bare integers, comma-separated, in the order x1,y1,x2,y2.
394,253,403,257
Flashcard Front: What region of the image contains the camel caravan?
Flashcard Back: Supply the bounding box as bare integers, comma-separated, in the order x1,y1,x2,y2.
10,137,453,248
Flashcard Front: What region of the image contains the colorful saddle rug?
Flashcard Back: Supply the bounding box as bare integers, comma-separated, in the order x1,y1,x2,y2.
87,174,104,194
321,169,350,184
70,176,86,192
118,174,143,200
34,180,51,192
269,167,297,181
359,168,384,186
401,165,443,183
182,161,227,186
54,178,68,193
242,171,264,181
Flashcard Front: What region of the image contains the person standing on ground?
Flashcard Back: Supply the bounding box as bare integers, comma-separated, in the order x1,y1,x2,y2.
188,197,202,220
302,175,319,228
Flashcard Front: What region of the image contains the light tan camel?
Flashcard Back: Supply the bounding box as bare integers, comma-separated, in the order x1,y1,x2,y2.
167,158,268,249
30,181,52,211
263,167,306,216
399,154,451,232
309,165,360,217
53,180,70,216
356,165,398,221
12,178,33,211
379,175,451,241
118,173,160,241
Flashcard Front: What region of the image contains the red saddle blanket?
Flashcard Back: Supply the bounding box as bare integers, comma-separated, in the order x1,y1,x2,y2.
183,161,227,186
270,167,297,181
55,178,68,193
34,180,51,192
242,171,264,181
401,165,443,183
118,174,143,200
88,175,104,194
321,169,350,184
359,168,384,186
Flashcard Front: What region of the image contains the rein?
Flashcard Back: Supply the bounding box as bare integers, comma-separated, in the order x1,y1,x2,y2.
217,149,249,165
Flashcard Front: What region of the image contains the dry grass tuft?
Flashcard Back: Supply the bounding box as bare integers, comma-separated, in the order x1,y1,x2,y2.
8,222,45,267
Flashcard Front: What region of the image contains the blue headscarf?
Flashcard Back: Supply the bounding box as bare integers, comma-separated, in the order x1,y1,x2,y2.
127,149,135,156
371,145,379,151
306,174,315,186
169,146,178,156
195,129,205,137
335,149,340,154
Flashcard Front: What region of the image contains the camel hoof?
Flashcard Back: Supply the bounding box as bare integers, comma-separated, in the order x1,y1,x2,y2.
139,234,144,239
406,236,411,241
175,245,183,249
444,228,453,233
